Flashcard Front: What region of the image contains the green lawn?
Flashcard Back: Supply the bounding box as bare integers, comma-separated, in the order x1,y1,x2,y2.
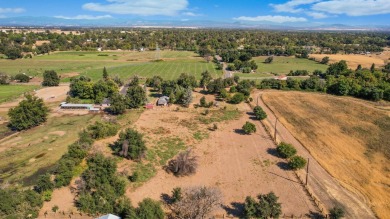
0,51,222,81
0,85,40,103
254,56,328,74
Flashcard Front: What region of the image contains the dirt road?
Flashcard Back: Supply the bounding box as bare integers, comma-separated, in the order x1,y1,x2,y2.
254,91,376,218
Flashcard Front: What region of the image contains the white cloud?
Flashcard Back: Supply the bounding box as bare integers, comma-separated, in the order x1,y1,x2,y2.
312,0,390,16
270,0,321,13
306,11,328,19
54,15,113,20
0,8,25,14
182,12,201,17
83,0,188,16
234,15,307,23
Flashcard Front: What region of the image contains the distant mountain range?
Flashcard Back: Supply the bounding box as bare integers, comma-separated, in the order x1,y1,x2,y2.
1,16,390,31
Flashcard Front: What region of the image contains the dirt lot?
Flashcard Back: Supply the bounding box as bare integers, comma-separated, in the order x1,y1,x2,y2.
125,101,318,217
310,52,388,69
260,91,388,218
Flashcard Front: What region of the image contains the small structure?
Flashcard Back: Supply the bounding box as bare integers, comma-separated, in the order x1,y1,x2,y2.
96,214,121,219
157,96,169,106
275,75,288,81
145,103,154,109
60,102,100,112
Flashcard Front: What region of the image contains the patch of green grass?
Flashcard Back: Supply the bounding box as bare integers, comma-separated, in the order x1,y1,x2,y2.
0,85,40,103
0,114,98,185
197,109,242,124
193,131,209,141
130,162,157,187
148,137,186,166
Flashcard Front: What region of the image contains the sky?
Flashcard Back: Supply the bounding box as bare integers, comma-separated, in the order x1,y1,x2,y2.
1,0,390,26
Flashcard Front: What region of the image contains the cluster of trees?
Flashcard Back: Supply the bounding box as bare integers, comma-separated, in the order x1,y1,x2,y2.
287,69,309,76
113,128,147,160
220,51,258,72
42,70,60,86
2,29,387,59
277,142,307,170
8,95,49,131
244,192,282,218
259,60,390,102
0,188,43,218
159,73,196,107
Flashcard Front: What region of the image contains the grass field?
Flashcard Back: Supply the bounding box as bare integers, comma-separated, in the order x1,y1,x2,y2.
0,114,99,185
262,91,390,218
0,85,40,103
0,51,222,81
253,56,328,74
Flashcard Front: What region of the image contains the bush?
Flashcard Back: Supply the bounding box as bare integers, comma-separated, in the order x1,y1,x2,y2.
242,121,256,134
0,188,43,218
166,149,198,177
108,92,127,115
288,156,307,170
329,206,345,219
8,95,49,131
171,187,182,203
114,128,146,160
87,121,119,140
35,173,54,193
200,96,207,107
276,142,297,158
170,187,222,219
0,73,10,85
126,85,147,109
14,73,30,83
42,70,60,86
136,198,165,219
244,192,282,219
264,56,274,63
230,93,245,104
253,106,267,120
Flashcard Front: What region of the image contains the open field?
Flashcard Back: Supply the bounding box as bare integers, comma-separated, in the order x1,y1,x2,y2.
0,51,222,81
0,85,40,103
253,56,328,74
261,91,390,218
0,114,98,185
310,53,387,69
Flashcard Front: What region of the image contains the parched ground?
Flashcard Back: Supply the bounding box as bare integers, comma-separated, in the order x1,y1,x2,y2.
310,53,388,69
125,101,318,217
260,91,389,218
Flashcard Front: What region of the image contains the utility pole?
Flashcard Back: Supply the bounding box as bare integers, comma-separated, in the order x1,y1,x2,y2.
274,118,278,141
306,158,310,186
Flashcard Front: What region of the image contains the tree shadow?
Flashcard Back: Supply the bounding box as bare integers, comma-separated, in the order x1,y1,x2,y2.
276,161,291,170
222,202,244,218
267,148,280,158
149,93,161,98
198,90,209,95
268,171,300,184
306,211,325,219
234,129,246,135
160,193,172,204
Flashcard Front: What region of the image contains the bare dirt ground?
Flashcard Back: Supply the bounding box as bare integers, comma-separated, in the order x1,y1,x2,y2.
126,102,319,218
256,90,383,218
310,52,389,69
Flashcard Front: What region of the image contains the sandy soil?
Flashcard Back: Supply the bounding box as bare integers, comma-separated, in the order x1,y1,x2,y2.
310,53,388,69
126,102,318,217
257,90,382,218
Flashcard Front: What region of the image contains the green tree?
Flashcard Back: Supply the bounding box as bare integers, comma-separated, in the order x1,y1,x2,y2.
114,128,146,160
171,187,182,203
321,56,330,64
8,95,49,131
126,85,147,109
181,87,193,107
276,142,297,158
199,96,207,107
42,70,60,86
244,192,282,219
87,121,119,140
230,93,245,104
4,46,22,59
200,70,212,88
264,56,274,63
253,106,267,120
242,121,256,134
288,156,307,170
108,93,127,115
329,206,345,219
103,67,109,80
14,73,30,83
35,174,54,193
0,73,10,85
136,198,165,219
370,63,375,73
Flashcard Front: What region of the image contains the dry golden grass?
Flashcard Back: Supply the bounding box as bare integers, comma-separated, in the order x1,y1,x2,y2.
262,91,390,218
310,54,386,69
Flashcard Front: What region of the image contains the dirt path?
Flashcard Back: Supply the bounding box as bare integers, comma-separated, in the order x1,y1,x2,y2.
127,103,318,217
254,91,376,218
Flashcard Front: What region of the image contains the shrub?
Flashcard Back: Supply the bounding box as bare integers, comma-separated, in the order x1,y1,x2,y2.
136,198,165,219
253,106,267,120
200,96,207,107
0,73,10,85
242,121,256,134
166,149,198,177
229,86,237,93
42,190,52,202
87,121,119,140
8,95,49,131
170,187,222,219
276,142,297,158
14,73,30,83
114,128,146,160
288,156,307,170
35,173,54,193
329,206,345,219
108,92,127,115
42,70,60,86
244,192,282,219
171,187,182,203
230,93,245,104
264,56,274,63
126,85,147,109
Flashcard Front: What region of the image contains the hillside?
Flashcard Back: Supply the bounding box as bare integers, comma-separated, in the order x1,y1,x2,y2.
262,91,390,218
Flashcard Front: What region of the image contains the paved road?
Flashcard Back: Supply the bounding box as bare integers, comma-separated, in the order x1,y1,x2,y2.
255,91,376,218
